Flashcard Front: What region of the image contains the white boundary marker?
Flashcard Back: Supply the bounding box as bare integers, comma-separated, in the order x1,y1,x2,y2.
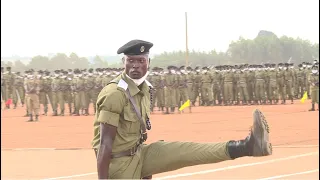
2,144,319,151
272,145,319,148
257,169,319,180
39,152,318,180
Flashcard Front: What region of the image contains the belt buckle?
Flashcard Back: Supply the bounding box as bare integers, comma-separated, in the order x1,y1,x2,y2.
130,146,136,156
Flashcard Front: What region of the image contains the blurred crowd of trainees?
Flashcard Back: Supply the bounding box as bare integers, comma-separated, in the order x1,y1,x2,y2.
1,60,319,122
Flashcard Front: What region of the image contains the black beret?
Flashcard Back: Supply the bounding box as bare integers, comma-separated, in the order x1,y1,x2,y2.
179,66,185,70
186,66,192,70
54,70,60,73
117,39,153,55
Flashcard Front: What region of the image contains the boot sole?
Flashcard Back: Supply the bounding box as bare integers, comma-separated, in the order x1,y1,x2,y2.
252,109,272,156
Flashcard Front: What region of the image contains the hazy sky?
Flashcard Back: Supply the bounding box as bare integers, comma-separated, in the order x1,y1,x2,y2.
1,0,319,57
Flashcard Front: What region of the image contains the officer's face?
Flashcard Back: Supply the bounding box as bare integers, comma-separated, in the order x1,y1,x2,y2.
124,54,149,79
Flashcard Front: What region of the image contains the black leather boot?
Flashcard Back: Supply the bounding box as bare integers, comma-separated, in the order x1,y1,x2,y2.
309,103,315,111
227,109,272,159
27,114,33,122
163,107,170,114
53,110,58,116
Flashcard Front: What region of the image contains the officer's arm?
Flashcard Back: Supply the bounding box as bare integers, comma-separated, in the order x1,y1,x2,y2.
96,87,126,179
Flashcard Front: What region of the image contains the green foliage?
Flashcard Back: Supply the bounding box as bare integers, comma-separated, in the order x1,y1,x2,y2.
4,31,319,72
151,32,318,68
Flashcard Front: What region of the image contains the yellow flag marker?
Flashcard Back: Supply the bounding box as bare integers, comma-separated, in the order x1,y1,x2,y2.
179,99,190,111
300,91,308,103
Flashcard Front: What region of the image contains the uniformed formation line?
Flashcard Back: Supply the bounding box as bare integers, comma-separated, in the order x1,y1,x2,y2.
2,61,319,117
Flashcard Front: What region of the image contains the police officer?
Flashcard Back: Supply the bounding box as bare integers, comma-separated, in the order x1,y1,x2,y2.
91,39,272,179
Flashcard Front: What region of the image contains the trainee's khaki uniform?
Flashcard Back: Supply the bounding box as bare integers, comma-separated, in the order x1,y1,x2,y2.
309,72,319,104
91,72,231,179
24,78,40,116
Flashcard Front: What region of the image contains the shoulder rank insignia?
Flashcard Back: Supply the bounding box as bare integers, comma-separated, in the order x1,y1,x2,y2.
117,79,128,90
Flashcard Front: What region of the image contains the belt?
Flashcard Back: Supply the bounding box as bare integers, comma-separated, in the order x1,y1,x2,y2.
111,144,140,158
224,82,233,83
256,79,264,80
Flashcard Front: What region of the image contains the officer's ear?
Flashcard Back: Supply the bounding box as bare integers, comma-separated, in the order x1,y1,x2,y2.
122,57,125,64
148,58,151,68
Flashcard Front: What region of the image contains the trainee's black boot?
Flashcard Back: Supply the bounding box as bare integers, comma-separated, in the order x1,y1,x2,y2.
27,114,33,122
163,107,170,114
73,110,80,116
309,103,315,111
227,109,272,159
84,109,89,116
35,115,39,121
52,110,58,116
59,109,65,116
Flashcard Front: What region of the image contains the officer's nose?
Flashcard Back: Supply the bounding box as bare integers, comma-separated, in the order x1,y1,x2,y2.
133,62,140,68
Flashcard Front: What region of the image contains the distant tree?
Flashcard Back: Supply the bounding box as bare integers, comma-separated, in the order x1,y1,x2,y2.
13,60,27,72
28,55,50,70
91,55,108,69
49,53,71,70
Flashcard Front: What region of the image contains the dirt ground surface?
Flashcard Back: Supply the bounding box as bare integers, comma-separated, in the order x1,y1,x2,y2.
1,100,319,179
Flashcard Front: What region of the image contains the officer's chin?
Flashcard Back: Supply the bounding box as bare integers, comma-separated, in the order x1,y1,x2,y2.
130,72,142,79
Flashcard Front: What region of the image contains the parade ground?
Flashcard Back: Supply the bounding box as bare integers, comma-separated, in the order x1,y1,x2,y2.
2,100,319,179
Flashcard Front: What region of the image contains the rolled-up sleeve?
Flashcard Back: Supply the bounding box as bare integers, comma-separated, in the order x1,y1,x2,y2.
95,84,126,127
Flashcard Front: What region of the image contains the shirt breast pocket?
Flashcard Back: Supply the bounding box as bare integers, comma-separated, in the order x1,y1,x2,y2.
119,105,140,135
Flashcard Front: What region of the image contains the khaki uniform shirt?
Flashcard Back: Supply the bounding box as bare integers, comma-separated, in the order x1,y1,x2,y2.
92,71,151,154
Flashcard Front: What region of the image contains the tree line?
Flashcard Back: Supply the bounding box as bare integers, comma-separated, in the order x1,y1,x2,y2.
1,30,319,72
